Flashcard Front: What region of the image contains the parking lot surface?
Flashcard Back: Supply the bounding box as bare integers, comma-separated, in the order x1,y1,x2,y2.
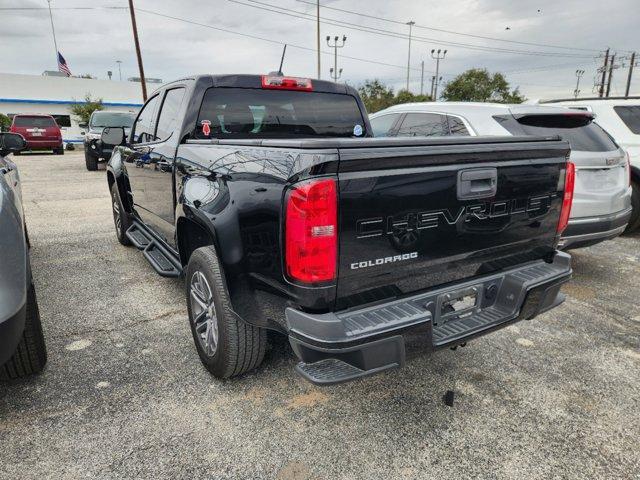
1,151,639,480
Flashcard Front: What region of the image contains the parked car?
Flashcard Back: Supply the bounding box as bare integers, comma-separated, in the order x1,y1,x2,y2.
370,103,632,249
103,74,572,385
81,111,136,171
10,114,64,155
0,132,47,380
540,97,640,232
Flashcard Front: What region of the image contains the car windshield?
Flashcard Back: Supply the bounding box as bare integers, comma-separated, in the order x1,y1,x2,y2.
614,105,640,135
195,87,366,138
13,116,56,127
90,112,136,128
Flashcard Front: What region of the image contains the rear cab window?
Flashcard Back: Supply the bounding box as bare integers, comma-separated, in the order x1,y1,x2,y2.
493,114,618,152
614,105,640,134
13,116,57,128
195,87,366,138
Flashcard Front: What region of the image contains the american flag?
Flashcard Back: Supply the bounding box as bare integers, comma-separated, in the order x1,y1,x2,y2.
57,51,71,77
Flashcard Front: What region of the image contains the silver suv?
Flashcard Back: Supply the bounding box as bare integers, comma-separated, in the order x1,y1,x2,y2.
370,102,632,249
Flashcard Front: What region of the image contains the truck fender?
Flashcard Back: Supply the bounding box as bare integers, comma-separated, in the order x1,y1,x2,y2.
106,148,132,213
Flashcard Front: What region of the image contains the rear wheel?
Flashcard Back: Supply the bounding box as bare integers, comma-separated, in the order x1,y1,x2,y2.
54,147,64,155
0,284,47,380
185,246,266,379
625,181,640,233
85,150,98,171
110,183,132,245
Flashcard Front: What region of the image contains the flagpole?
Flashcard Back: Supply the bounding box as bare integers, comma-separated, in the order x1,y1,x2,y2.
47,0,59,67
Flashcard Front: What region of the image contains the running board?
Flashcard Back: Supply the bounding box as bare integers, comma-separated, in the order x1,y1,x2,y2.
125,223,182,278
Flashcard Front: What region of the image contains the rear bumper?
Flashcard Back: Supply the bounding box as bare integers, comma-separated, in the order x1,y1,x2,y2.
559,208,632,250
25,139,62,150
287,251,572,385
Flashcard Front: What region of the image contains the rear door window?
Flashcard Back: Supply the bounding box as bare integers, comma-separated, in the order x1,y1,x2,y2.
493,114,618,152
13,116,56,128
370,113,401,137
396,113,448,137
195,87,365,138
155,88,186,141
446,115,470,136
614,106,640,134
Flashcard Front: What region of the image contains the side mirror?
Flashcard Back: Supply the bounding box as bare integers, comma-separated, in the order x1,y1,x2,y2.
78,123,88,129
0,132,27,154
101,126,125,146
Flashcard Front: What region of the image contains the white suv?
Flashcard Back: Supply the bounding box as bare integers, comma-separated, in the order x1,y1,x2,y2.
370,102,633,248
540,97,640,232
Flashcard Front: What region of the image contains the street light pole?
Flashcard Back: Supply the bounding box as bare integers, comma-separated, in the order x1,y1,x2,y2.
430,49,447,100
406,21,415,91
574,69,585,99
116,60,122,81
420,60,425,96
316,0,321,79
606,53,616,98
128,0,147,101
327,35,346,82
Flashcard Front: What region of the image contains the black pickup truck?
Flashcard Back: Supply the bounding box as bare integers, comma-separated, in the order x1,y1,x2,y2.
103,74,574,385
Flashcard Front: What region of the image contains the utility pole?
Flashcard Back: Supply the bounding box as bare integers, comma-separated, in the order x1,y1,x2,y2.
626,52,636,97
574,69,584,99
606,53,616,97
599,48,609,97
116,60,122,81
326,35,346,83
430,75,436,98
405,21,415,91
430,49,447,100
128,0,147,101
316,0,321,79
420,60,425,96
46,0,59,68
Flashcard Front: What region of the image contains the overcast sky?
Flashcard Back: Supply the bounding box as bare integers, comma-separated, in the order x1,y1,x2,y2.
1,0,639,101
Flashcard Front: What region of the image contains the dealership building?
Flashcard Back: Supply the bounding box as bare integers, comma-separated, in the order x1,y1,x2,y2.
0,72,149,145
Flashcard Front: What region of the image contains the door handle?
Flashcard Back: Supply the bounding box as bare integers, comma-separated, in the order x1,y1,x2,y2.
457,168,498,200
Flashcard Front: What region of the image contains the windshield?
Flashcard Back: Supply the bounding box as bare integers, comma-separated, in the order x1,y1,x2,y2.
195,87,366,138
90,112,136,128
614,105,640,135
13,116,56,127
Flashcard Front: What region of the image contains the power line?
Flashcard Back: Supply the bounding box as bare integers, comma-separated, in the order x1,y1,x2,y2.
135,8,424,73
231,0,596,58
295,0,603,54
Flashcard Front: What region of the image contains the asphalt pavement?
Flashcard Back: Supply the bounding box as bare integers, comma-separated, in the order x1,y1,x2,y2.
1,151,639,480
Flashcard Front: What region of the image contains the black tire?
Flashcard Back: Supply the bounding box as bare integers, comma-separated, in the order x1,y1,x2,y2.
185,246,266,379
13,150,21,156
54,147,64,155
0,284,47,380
110,182,132,246
85,150,98,171
624,181,640,234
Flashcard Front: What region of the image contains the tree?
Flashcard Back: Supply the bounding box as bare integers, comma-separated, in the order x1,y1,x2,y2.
358,79,431,113
441,68,525,103
0,113,11,132
70,94,104,125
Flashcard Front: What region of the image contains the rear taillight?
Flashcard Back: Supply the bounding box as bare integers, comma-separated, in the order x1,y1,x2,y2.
557,161,575,235
285,178,337,283
262,75,313,91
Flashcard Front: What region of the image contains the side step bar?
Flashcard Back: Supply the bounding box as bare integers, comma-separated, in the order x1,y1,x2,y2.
125,223,182,278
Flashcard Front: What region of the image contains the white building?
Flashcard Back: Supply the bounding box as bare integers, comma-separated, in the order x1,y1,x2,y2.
0,72,147,145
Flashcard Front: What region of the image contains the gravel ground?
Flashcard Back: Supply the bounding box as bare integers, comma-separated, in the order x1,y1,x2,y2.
1,152,639,480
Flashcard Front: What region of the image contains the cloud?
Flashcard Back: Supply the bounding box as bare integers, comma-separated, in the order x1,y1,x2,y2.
1,0,637,99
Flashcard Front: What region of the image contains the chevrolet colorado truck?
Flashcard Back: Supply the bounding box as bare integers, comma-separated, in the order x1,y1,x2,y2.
103,74,574,385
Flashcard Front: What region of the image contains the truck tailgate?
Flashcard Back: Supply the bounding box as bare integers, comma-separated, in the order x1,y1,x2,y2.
335,137,570,309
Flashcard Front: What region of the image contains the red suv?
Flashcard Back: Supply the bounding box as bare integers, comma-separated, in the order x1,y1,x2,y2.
10,114,64,155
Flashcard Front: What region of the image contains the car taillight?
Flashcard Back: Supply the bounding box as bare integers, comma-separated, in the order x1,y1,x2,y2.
262,75,313,91
557,161,575,235
285,178,337,283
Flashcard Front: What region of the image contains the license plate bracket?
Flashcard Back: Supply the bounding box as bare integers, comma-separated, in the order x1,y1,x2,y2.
436,286,481,325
